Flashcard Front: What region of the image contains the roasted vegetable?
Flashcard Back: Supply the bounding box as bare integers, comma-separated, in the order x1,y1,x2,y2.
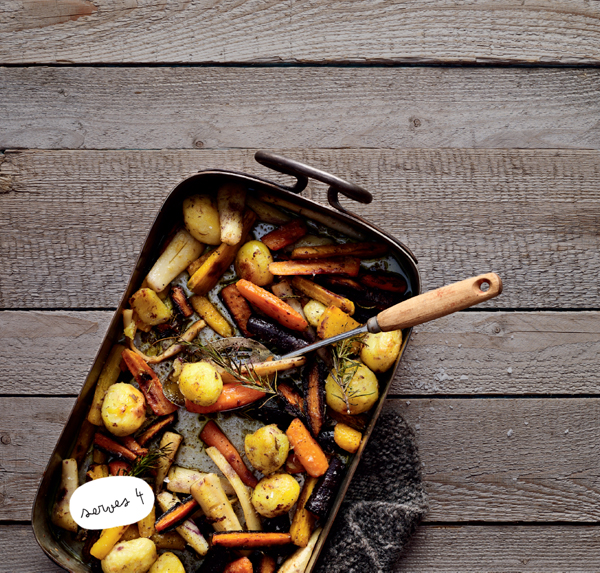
292,276,355,315
155,495,199,533
90,525,129,560
100,537,158,573
150,531,187,551
285,418,329,478
261,219,307,251
149,552,185,573
359,271,408,293
190,473,242,532
302,299,327,329
278,528,322,573
256,554,277,573
220,283,253,336
94,433,137,462
235,240,274,286
190,295,234,337
157,491,210,556
261,514,291,533
200,421,258,488
120,524,141,542
179,362,223,407
122,350,178,416
360,329,402,373
269,257,361,277
206,446,262,531
88,344,126,426
236,279,308,332
223,556,253,573
185,384,265,414
86,463,109,480
246,316,309,354
325,363,379,415
251,473,300,518
290,476,319,547
218,182,247,245
316,305,360,341
246,196,290,224
101,382,146,437
184,195,221,245
303,361,326,437
155,431,183,492
285,452,306,474
138,505,156,538
171,285,194,318
333,423,362,453
109,460,131,476
119,436,148,457
137,413,176,446
212,531,293,548
130,288,173,326
326,408,368,431
291,242,387,260
167,467,209,495
147,229,205,292
277,382,305,421
305,457,345,519
51,458,78,532
270,280,313,338
71,419,97,465
244,424,290,476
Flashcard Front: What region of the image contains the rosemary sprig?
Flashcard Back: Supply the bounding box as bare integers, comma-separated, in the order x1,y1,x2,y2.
329,334,370,413
184,341,278,394
128,442,172,478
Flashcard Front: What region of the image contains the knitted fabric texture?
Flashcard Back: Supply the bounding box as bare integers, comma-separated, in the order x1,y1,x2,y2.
315,406,428,573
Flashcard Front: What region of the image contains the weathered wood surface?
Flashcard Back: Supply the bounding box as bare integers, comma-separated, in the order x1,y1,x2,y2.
3,310,599,396
2,0,600,64
3,398,600,522
6,524,600,573
2,67,600,151
2,148,600,309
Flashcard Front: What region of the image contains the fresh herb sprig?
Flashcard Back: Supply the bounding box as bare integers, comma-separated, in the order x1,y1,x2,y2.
329,334,370,413
128,442,172,478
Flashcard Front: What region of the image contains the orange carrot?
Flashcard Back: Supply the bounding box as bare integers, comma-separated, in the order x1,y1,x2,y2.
94,433,137,462
261,219,307,251
220,283,253,336
136,413,177,446
211,531,292,548
291,242,388,260
224,556,254,573
119,436,148,457
236,279,308,332
286,418,329,478
185,384,265,414
199,421,258,488
109,460,131,476
359,272,408,294
122,349,178,416
269,257,361,277
257,554,277,573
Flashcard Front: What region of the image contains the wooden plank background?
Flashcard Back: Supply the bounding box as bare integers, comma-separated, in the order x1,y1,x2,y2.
2,0,600,570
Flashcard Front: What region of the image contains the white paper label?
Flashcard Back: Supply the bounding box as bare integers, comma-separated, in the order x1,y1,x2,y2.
69,476,155,530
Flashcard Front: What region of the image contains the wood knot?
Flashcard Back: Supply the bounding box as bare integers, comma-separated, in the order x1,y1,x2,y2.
0,435,10,445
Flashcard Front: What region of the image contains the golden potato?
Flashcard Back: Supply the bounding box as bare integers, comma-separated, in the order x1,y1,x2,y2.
303,299,327,328
148,552,185,573
101,538,157,573
251,473,300,518
360,330,402,373
245,424,289,475
183,195,221,245
325,363,379,415
178,362,223,406
129,288,172,326
334,423,362,453
234,240,274,286
101,383,146,437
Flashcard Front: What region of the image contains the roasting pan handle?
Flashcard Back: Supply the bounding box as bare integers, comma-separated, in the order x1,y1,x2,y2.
255,151,373,205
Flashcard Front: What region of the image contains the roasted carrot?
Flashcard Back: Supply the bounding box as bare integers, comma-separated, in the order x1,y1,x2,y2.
224,556,254,573
187,250,212,276
236,279,308,332
359,271,408,294
303,361,326,437
220,283,253,336
211,531,292,549
286,418,329,478
109,460,131,476
291,241,387,260
292,276,355,315
257,554,277,573
327,408,369,431
290,476,319,547
185,384,265,414
94,433,137,462
269,257,361,277
118,436,148,457
171,285,194,317
122,349,178,416
155,495,199,533
136,413,177,446
277,382,305,421
261,219,307,251
199,421,258,488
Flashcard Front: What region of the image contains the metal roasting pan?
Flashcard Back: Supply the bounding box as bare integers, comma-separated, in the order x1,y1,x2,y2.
32,151,421,572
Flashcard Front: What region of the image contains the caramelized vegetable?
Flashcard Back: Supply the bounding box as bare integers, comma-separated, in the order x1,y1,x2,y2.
190,295,234,337
171,285,194,317
138,505,156,538
285,418,329,478
316,305,361,341
261,219,307,251
89,525,129,560
87,344,126,426
155,431,183,492
257,554,277,573
86,463,109,481
223,556,253,573
218,182,247,245
220,283,253,336
278,528,322,573
190,473,242,533
109,460,131,476
200,420,258,488
291,242,387,260
136,413,176,446
119,436,148,457
277,382,305,421
290,476,319,547
246,316,309,354
150,531,187,550
359,271,408,293
130,288,173,325
305,457,345,518
51,459,79,532
246,196,291,224
211,532,292,549
94,433,137,462
333,423,362,453
292,276,355,315
269,257,361,277
303,361,326,437
185,384,265,414
155,495,199,533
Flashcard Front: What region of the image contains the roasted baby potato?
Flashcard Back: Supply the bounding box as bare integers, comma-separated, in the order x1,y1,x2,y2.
325,364,379,415
303,299,327,328
101,537,157,573
244,424,289,475
234,240,274,286
101,382,146,437
179,362,223,406
183,194,221,245
148,551,185,573
251,473,300,518
129,288,172,326
360,330,402,373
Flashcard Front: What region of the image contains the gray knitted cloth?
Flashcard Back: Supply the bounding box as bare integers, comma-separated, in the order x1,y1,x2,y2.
315,407,428,573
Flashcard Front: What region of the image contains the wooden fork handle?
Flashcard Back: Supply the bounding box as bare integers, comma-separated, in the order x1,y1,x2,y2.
372,273,503,332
